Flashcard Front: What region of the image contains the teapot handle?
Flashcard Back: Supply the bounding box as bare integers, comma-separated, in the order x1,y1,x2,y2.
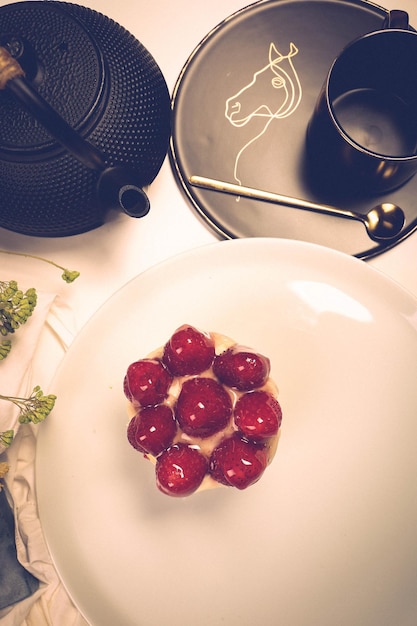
0,46,150,218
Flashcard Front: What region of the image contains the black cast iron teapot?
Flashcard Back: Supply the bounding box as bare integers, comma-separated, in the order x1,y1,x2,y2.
0,1,171,236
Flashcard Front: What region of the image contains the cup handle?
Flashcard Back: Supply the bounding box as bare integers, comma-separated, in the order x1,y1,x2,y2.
383,9,409,29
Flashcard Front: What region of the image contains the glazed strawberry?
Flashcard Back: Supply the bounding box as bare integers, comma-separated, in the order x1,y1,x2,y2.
209,432,268,489
127,415,140,450
213,345,270,391
123,358,172,407
175,377,232,437
234,390,282,440
162,324,215,376
127,404,177,456
156,443,208,496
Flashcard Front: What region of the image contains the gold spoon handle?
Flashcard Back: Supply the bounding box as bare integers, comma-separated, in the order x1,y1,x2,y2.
189,175,360,223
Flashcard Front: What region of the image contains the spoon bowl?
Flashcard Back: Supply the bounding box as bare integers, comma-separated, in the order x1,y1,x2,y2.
189,176,406,243
364,203,405,241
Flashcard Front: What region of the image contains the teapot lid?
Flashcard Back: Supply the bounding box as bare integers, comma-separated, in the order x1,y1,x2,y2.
0,1,106,157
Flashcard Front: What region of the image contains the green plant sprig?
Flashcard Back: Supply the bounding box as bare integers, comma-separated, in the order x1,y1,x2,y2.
0,386,56,425
0,251,79,360
0,249,80,283
0,430,14,448
0,280,37,338
0,339,12,360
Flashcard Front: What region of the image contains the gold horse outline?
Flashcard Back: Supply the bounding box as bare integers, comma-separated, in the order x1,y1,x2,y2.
225,42,302,185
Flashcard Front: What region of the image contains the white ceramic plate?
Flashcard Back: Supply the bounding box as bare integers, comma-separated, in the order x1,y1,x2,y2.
36,239,417,626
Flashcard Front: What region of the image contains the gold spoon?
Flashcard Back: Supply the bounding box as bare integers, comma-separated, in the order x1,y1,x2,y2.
189,175,406,243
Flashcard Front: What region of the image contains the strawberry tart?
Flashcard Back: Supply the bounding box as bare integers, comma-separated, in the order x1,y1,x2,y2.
123,324,282,497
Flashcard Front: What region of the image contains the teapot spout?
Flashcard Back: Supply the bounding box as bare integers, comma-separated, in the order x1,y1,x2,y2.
97,166,150,217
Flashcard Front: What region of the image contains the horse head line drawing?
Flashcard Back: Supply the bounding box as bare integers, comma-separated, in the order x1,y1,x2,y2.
225,41,302,186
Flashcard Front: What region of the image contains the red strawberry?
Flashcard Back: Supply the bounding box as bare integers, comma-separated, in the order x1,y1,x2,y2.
123,358,172,407
175,377,232,437
234,390,282,440
127,415,140,449
162,324,215,376
213,345,270,391
127,405,177,456
156,443,208,497
209,432,268,489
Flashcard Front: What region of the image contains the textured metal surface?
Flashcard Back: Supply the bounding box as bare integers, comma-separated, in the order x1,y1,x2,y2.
0,1,171,236
0,2,104,148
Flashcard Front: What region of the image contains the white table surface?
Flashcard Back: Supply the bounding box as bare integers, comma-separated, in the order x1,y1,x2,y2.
0,0,416,624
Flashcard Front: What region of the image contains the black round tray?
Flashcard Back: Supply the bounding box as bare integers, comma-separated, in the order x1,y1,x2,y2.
170,0,417,259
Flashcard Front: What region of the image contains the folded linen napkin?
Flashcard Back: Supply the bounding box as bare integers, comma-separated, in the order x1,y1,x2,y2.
0,289,55,611
0,288,89,626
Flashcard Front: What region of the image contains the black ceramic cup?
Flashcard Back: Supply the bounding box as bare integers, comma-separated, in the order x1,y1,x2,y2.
306,10,417,196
